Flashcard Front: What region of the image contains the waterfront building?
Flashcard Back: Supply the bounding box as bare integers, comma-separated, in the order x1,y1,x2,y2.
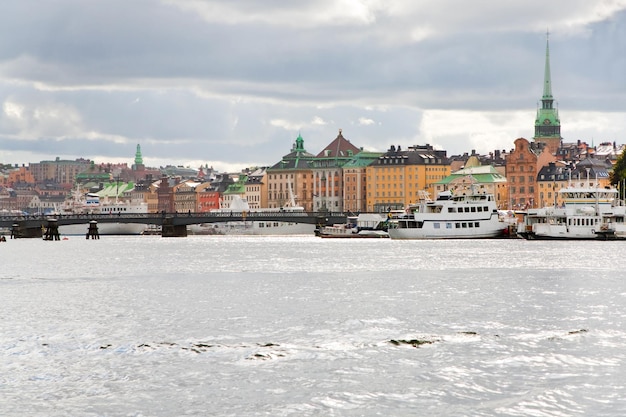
536,161,571,208
434,155,509,209
156,176,175,213
221,175,247,209
365,144,451,212
311,129,362,212
267,134,316,211
173,180,201,213
342,151,383,213
146,181,160,213
572,156,612,189
195,181,220,213
245,167,267,209
29,157,92,186
0,165,35,188
533,34,562,154
505,138,555,209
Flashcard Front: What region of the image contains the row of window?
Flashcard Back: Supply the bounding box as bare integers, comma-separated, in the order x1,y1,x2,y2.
447,206,490,213
399,221,482,229
509,176,535,183
510,187,535,194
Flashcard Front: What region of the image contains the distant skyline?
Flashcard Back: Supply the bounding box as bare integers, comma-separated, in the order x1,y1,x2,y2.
1,1,626,172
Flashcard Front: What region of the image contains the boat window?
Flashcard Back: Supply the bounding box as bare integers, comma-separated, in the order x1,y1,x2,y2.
483,206,488,211
446,223,452,229
434,223,440,229
455,223,460,228
470,207,476,212
468,222,473,228
462,223,467,228
474,222,479,227
448,208,455,213
477,207,482,212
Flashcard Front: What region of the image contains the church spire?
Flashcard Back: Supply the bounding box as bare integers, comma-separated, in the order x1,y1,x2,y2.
533,31,561,154
132,144,145,171
134,144,143,165
542,31,553,101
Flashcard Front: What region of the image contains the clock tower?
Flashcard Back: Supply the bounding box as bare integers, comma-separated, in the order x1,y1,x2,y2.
533,33,562,154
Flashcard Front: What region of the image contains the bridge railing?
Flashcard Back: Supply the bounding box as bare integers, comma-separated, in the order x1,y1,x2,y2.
0,211,348,227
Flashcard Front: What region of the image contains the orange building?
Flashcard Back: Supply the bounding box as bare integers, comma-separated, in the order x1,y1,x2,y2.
266,134,316,210
365,144,451,212
505,138,555,209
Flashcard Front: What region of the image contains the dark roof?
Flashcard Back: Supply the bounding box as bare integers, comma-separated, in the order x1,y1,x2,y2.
315,130,361,158
372,144,449,166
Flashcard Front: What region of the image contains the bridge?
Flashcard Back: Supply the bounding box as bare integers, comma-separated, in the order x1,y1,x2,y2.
0,211,348,238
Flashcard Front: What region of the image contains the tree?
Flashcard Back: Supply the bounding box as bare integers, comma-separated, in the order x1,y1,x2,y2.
610,149,626,200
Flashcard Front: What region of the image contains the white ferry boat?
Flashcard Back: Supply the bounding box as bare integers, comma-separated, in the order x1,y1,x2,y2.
388,190,509,239
56,187,148,236
188,195,315,236
516,184,626,240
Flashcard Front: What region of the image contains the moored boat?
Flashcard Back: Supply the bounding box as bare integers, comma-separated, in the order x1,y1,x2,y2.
55,186,148,236
388,190,509,239
188,195,315,236
516,183,626,240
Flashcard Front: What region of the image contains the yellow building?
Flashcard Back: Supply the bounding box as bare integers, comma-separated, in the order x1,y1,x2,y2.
365,144,451,212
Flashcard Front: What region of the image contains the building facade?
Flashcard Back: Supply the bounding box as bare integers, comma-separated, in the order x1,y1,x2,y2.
506,138,556,209
266,134,316,211
311,129,362,212
342,151,382,213
366,144,451,212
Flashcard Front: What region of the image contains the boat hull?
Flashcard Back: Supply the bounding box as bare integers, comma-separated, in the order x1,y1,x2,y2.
188,221,315,236
59,223,147,236
388,226,507,239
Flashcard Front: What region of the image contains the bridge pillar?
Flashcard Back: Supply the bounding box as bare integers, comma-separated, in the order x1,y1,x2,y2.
43,219,61,241
86,220,100,239
162,216,187,237
11,221,44,239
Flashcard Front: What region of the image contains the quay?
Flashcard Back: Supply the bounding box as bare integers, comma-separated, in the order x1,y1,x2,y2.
0,211,348,238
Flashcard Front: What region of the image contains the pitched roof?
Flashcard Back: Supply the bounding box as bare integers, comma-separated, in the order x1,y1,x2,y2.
315,129,361,158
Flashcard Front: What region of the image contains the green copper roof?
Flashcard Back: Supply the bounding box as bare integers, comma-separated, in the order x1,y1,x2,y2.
134,144,143,165
224,175,247,195
97,181,135,198
342,151,384,168
436,165,507,185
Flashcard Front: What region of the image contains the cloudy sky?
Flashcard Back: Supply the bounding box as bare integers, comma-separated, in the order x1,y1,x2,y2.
1,1,626,171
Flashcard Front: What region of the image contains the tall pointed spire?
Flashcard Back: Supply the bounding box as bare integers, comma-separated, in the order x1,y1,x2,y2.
542,30,553,101
533,30,562,154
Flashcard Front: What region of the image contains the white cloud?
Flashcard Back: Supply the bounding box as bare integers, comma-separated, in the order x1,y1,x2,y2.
311,116,327,126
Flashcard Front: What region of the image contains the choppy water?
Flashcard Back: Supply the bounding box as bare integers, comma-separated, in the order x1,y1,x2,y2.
2,236,626,416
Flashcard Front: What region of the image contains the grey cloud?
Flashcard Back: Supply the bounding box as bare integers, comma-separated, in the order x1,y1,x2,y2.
1,1,626,168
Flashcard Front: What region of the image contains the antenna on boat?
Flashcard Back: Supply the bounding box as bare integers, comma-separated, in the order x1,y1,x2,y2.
586,168,591,189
